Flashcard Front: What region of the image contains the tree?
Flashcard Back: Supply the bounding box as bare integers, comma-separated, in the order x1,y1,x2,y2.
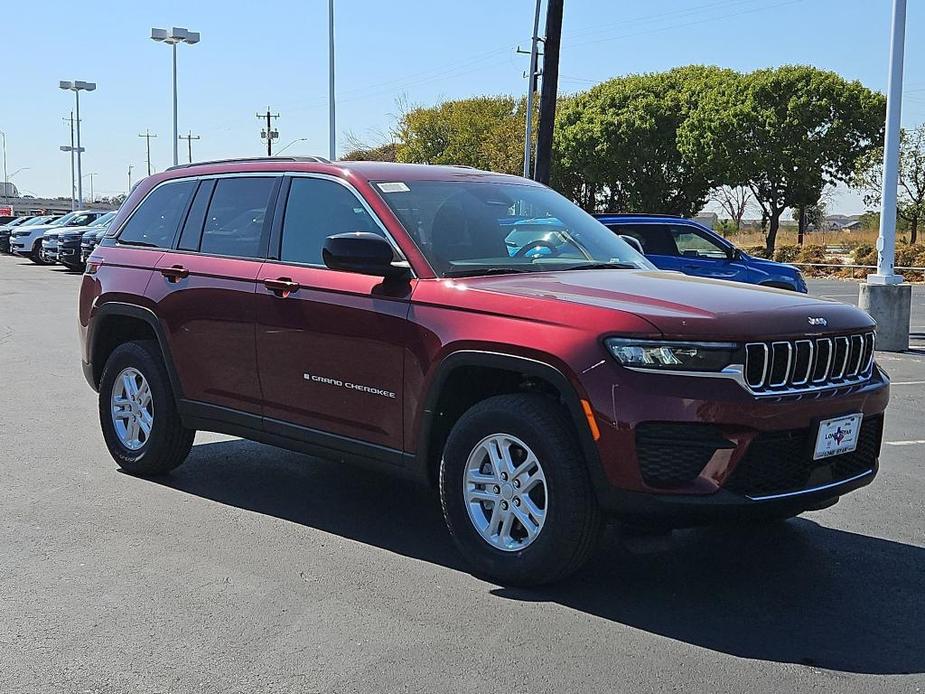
341,142,397,162
680,66,885,254
395,96,530,174
853,123,925,244
710,186,752,231
552,66,736,215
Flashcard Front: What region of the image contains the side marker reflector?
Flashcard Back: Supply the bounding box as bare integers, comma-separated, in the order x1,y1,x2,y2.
581,399,600,441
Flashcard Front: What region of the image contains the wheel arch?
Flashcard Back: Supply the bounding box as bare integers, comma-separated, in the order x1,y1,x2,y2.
87,302,182,399
413,350,602,489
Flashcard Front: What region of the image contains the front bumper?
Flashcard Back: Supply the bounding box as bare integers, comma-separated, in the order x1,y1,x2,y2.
582,360,889,521
58,245,83,266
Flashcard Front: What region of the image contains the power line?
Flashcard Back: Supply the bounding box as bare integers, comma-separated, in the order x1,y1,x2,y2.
138,130,157,176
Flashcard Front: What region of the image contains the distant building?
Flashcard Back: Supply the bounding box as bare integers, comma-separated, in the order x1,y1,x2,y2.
0,182,19,198
692,211,719,229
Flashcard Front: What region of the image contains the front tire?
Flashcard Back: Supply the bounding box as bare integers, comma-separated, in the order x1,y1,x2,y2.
439,394,602,586
30,241,48,265
98,340,194,475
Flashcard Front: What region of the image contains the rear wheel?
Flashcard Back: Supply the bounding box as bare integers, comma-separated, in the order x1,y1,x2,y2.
98,340,194,475
439,394,602,586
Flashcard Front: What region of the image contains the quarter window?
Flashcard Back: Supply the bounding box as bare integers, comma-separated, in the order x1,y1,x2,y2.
118,180,197,248
280,177,382,265
200,177,277,258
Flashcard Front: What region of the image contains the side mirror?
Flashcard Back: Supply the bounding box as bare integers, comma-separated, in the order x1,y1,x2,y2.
619,234,645,254
322,232,409,279
727,247,741,260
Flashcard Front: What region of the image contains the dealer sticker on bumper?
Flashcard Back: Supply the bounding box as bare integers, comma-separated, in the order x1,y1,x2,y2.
813,414,863,460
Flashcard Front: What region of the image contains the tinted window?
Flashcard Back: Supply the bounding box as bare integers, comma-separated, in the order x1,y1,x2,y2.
670,227,729,259
280,177,381,265
200,177,276,258
119,180,197,248
177,180,214,251
610,224,678,256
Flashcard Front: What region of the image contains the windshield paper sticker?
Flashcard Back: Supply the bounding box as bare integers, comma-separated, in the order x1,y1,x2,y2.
376,182,410,193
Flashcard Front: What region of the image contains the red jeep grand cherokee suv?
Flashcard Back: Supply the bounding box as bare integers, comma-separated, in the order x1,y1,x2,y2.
79,157,889,584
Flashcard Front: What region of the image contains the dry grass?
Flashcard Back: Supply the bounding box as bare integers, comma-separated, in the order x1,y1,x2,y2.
724,227,882,249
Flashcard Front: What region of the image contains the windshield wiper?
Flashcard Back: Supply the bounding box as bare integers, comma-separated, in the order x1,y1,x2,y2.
562,262,638,271
443,266,535,278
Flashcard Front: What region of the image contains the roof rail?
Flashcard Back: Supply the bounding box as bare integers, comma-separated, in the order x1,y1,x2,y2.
593,212,682,219
166,155,332,171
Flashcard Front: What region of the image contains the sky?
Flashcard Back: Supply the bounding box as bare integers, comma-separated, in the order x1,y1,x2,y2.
3,0,924,215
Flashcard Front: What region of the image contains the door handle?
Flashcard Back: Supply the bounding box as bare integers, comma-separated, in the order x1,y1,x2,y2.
160,265,189,283
263,277,300,296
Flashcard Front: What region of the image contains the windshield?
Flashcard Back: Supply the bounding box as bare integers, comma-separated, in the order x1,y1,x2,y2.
90,211,116,228
375,180,654,277
51,212,78,227
25,216,53,226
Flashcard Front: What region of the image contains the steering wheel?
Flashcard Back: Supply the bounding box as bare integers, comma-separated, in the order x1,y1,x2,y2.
514,240,561,258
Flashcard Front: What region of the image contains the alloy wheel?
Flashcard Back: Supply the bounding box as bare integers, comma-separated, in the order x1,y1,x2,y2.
111,367,154,451
463,433,548,551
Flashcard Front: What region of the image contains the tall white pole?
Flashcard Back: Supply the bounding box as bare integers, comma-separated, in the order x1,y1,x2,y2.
69,113,76,210
75,90,84,207
328,0,336,160
172,43,179,166
1,130,7,196
871,0,907,285
523,0,542,178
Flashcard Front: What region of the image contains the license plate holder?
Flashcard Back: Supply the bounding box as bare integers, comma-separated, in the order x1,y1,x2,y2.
813,413,863,461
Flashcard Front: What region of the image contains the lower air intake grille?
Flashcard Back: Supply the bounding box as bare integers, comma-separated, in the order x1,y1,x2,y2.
636,423,734,488
723,416,882,498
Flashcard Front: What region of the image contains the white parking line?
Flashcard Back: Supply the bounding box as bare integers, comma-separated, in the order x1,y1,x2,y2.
890,380,925,386
884,440,925,446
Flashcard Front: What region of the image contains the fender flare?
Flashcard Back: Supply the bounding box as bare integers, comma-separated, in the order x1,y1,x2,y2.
412,350,604,489
87,301,183,399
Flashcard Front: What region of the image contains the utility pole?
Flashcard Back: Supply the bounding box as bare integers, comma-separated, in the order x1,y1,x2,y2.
138,130,157,175
84,172,97,204
257,109,279,155
127,164,134,194
179,130,200,163
534,0,563,184
518,0,543,178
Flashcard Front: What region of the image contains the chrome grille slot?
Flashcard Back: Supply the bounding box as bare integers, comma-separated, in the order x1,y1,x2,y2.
744,332,875,395
832,336,850,379
768,342,792,387
812,338,832,383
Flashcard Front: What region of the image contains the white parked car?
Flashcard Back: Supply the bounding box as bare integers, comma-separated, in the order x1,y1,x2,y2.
10,210,107,264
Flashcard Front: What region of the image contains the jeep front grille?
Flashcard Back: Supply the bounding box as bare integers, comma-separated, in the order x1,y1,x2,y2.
744,332,874,394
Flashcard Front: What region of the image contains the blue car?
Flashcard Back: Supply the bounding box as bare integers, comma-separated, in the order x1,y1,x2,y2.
594,213,807,293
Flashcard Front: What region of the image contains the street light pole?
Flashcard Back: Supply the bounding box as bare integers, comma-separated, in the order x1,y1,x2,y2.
859,0,912,351
328,0,336,160
59,80,95,208
0,130,7,198
151,27,201,167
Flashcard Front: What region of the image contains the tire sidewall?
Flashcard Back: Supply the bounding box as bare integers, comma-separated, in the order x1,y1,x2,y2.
98,342,175,473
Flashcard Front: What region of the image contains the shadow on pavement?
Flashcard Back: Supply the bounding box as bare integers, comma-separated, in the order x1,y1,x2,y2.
150,437,924,676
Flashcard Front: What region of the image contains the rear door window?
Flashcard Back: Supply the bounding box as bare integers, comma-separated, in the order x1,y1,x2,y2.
200,177,277,259
609,224,678,256
118,180,197,248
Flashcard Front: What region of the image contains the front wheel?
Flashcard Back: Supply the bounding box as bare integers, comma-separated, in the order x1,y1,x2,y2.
439,394,602,586
98,340,194,475
30,241,48,265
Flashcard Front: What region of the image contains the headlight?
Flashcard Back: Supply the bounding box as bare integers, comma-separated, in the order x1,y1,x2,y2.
605,338,739,372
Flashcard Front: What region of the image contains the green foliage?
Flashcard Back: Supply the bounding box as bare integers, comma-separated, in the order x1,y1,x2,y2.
552,66,735,215
680,65,885,253
395,96,530,175
341,142,397,162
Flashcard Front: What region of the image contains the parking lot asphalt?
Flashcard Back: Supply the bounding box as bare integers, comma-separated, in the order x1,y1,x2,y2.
0,261,922,694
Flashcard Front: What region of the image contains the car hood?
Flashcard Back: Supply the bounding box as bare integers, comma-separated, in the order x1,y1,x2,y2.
13,224,57,235
461,269,873,339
